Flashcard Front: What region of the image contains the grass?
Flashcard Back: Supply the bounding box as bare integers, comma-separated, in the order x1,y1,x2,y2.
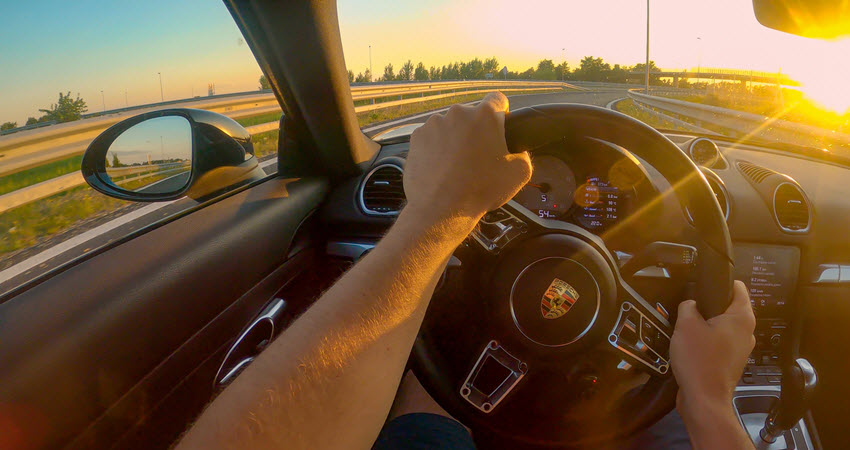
356,88,564,127
0,185,134,256
236,112,283,128
614,99,694,132
0,154,83,196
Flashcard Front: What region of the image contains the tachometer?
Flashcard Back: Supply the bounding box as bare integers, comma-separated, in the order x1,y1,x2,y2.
513,154,576,218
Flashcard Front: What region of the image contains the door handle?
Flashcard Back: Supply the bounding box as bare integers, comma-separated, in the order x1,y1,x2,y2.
214,298,286,387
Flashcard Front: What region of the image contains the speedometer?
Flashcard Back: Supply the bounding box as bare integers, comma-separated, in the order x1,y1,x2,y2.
513,154,576,218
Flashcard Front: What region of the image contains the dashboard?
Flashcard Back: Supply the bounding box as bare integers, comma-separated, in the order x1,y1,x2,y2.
321,128,850,388
318,130,850,447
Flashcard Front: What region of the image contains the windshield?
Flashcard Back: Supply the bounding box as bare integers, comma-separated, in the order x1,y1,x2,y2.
338,0,850,156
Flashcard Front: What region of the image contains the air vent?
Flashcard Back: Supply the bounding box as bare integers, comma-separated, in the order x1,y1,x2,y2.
737,161,776,184
773,182,810,232
360,164,405,215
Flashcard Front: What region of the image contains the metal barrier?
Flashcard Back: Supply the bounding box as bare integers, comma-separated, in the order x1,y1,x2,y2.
0,81,574,212
627,90,850,151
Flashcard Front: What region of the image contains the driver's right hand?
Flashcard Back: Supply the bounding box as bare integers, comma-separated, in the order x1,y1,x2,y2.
671,280,755,411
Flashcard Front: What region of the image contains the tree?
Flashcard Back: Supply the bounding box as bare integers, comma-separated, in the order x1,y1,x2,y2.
259,74,271,90
519,67,535,79
26,117,38,125
632,60,662,85
534,59,557,80
414,62,429,81
383,63,395,81
398,60,414,81
111,153,123,168
429,66,441,80
355,68,372,83
348,69,354,83
483,57,499,76
38,91,88,123
0,122,16,131
574,56,612,81
461,58,484,79
555,62,570,81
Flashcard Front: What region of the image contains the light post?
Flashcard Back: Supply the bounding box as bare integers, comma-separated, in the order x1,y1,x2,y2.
696,37,702,80
369,45,373,82
645,0,650,94
158,72,164,102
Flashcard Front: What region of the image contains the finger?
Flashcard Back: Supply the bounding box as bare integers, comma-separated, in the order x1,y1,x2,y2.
479,91,509,114
675,299,704,328
504,152,532,185
723,280,754,317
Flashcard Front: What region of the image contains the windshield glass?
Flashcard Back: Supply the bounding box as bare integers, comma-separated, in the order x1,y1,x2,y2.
338,0,850,156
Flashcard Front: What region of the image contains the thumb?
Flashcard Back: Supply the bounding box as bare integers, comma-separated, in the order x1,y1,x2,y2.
675,300,705,330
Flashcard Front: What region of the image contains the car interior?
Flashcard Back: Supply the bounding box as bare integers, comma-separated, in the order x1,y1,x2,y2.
1,1,848,449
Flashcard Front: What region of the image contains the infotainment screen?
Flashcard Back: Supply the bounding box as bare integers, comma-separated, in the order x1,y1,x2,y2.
733,244,800,318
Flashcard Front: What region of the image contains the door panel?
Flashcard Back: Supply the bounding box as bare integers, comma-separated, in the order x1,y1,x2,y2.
0,177,328,449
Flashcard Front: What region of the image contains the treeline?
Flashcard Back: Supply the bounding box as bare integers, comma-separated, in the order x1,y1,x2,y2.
346,56,668,84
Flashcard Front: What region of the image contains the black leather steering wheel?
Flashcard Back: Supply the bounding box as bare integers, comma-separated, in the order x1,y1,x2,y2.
411,104,734,448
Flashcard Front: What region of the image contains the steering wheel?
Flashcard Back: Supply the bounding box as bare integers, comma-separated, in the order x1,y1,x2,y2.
411,104,734,448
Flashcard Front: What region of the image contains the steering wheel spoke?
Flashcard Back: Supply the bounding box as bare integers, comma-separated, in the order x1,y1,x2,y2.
459,340,528,413
608,283,673,377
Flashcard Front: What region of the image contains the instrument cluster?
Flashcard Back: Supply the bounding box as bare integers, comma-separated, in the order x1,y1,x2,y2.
512,152,643,234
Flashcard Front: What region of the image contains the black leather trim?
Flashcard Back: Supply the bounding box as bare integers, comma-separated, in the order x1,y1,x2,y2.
0,177,328,448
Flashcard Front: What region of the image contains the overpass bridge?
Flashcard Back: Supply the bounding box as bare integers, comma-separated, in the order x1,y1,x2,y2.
627,68,799,87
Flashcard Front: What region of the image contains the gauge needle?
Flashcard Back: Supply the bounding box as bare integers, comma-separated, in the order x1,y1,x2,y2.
525,182,544,189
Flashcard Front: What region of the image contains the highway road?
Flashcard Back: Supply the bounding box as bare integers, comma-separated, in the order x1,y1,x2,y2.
0,88,629,295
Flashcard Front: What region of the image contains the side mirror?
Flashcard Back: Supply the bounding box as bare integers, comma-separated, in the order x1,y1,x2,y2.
81,109,266,202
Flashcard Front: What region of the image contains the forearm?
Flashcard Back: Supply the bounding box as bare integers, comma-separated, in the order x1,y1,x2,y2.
679,394,754,450
179,209,477,449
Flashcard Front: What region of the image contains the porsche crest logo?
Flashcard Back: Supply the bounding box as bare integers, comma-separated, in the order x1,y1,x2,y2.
541,278,579,320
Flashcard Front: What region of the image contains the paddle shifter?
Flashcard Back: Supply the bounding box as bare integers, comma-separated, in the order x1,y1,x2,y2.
759,358,817,444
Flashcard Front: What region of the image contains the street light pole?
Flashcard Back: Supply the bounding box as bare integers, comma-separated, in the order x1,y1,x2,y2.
696,37,702,79
645,0,650,94
369,45,372,82
158,72,164,102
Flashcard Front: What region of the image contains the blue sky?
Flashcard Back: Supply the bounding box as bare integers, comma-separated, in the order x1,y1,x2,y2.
3,0,850,124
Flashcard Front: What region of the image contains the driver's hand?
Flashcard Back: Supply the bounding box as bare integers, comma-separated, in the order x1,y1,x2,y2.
403,92,532,223
671,280,755,410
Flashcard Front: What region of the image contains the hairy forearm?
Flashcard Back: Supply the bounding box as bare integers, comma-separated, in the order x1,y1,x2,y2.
679,394,754,450
179,209,477,449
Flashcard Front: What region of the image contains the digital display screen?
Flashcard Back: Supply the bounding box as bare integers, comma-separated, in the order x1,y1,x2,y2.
578,176,620,229
733,244,800,318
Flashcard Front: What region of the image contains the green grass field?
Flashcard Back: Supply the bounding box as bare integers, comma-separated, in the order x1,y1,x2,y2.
0,155,83,196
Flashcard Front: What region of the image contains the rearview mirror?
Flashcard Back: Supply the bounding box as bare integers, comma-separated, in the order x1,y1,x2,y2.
82,109,265,201
752,0,850,38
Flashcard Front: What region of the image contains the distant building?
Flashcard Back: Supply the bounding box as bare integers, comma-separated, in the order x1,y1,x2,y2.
500,66,509,79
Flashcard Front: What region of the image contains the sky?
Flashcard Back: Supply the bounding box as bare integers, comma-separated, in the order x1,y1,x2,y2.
2,0,850,125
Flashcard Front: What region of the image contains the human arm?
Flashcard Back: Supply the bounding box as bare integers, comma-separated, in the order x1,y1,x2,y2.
671,280,756,449
177,92,531,449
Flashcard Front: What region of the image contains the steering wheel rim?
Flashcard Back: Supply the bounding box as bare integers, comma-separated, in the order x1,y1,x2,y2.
411,103,734,448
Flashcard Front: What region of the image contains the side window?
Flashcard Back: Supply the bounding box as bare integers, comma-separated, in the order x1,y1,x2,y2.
0,3,280,295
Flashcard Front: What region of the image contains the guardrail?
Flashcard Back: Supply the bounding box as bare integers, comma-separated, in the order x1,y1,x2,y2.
627,90,850,152
0,80,575,213
0,80,578,177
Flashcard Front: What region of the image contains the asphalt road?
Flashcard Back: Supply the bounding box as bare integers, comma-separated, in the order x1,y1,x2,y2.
0,88,628,295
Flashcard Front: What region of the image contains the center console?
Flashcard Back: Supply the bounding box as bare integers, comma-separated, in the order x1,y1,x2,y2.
731,244,816,449
733,244,800,386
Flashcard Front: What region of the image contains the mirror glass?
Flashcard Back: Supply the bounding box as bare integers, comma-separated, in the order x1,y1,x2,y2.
105,116,193,194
